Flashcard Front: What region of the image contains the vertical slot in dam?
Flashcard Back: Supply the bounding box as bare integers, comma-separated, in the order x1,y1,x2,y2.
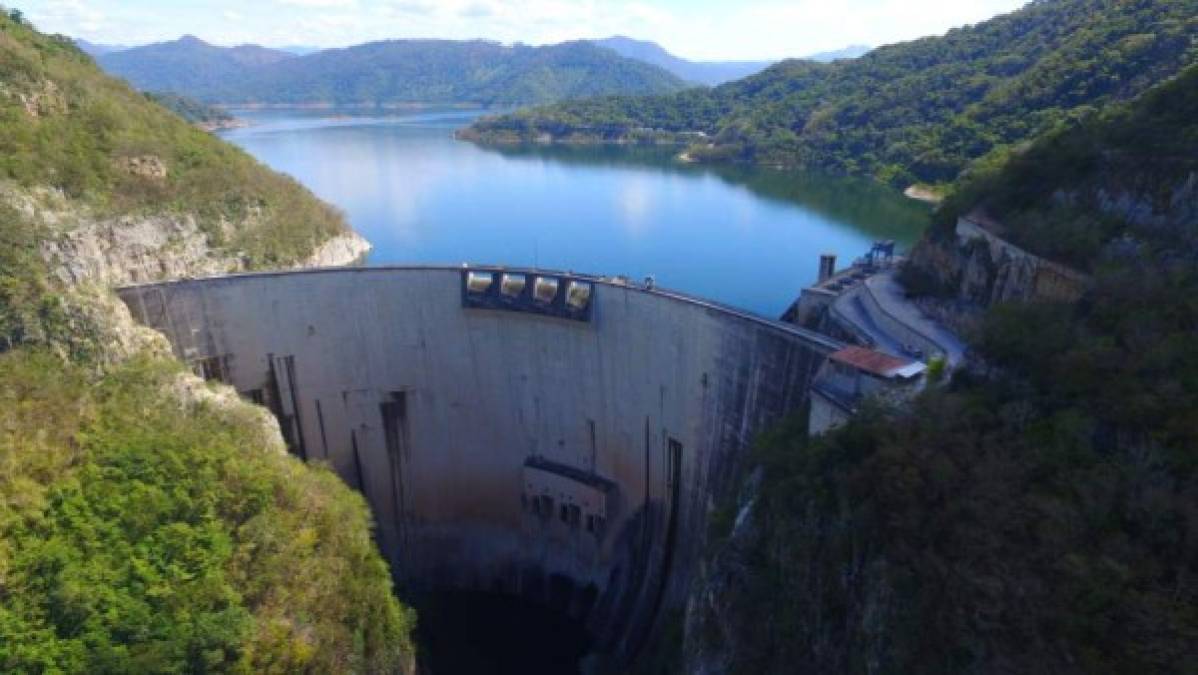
118,266,840,667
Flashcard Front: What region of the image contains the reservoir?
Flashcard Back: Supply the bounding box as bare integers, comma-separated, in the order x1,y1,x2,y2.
221,107,929,315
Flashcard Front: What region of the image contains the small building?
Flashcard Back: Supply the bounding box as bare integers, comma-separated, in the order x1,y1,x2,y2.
809,346,926,435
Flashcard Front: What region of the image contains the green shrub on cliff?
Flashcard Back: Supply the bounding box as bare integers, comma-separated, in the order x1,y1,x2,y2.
709,259,1198,671
937,63,1198,270
0,351,415,673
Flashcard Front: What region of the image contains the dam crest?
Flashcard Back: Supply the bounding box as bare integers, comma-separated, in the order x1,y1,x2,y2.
119,265,852,663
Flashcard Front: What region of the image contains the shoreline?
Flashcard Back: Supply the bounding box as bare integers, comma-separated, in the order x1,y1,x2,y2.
903,184,944,205
216,101,500,111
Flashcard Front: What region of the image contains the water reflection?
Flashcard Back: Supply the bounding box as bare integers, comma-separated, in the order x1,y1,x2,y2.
221,107,930,316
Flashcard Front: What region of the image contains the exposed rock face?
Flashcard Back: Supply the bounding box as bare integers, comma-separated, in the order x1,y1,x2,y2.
301,230,372,267
10,183,371,287
115,154,168,180
908,216,1089,309
4,181,366,450
3,79,68,117
682,469,763,675
40,214,244,286
166,371,288,454
1073,171,1198,233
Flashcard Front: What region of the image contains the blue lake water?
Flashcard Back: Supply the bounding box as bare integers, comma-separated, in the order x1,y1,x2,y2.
220,107,930,316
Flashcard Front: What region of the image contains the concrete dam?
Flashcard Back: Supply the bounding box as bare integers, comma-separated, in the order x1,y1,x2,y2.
118,265,847,663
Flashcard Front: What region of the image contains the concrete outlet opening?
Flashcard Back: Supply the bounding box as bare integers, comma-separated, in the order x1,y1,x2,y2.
119,266,840,667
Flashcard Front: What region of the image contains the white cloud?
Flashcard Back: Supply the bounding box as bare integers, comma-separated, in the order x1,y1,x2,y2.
28,0,108,35
276,0,358,7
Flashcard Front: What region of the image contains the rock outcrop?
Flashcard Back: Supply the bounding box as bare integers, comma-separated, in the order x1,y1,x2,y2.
114,155,169,180
301,230,372,267
8,183,371,287
907,215,1090,309
2,79,68,118
5,181,368,453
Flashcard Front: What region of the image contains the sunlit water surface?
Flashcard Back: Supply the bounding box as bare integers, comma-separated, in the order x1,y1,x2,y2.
221,107,930,316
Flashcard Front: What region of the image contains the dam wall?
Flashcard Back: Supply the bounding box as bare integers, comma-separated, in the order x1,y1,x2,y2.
118,266,842,662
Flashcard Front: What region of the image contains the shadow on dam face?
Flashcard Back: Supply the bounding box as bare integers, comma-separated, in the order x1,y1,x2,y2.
117,266,842,666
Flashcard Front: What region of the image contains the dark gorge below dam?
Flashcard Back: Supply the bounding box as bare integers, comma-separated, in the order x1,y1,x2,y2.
118,266,845,671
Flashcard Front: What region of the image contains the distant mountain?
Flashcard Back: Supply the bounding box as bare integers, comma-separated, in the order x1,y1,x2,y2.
97,36,296,97
591,36,773,86
805,44,871,62
279,45,323,56
590,37,869,84
95,36,689,105
74,38,128,57
470,0,1197,186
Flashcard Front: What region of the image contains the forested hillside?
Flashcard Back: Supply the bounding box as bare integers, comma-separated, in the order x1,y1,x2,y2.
98,36,690,105
0,11,414,672
684,63,1198,674
938,64,1198,270
466,0,1197,187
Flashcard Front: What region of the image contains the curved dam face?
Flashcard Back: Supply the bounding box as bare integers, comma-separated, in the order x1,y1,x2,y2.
118,266,841,662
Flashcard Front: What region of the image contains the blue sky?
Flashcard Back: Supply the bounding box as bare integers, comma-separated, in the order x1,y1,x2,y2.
18,0,1028,61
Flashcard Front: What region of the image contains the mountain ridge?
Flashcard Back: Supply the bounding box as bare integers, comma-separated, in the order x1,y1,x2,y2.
590,36,775,85
465,0,1198,187
95,35,690,105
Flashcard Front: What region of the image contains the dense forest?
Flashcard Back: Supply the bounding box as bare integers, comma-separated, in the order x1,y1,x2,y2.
466,0,1198,187
97,36,690,105
688,63,1198,673
0,10,414,672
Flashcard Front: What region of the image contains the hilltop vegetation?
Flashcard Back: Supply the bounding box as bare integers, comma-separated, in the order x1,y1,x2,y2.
97,37,690,105
688,63,1198,674
0,18,347,267
1,11,414,672
466,0,1197,187
938,64,1198,270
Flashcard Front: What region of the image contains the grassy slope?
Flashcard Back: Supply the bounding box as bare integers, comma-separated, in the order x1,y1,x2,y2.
0,15,347,266
0,12,414,672
467,0,1197,186
694,58,1198,675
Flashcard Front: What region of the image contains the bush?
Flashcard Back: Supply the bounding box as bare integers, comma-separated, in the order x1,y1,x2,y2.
0,352,415,672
